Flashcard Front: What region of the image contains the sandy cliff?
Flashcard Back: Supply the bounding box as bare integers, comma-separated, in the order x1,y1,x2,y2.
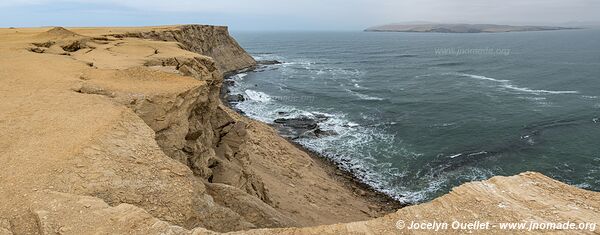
104,25,256,74
0,25,394,234
0,25,598,235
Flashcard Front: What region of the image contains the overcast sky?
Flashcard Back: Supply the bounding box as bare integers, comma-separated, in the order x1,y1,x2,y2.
1,0,599,30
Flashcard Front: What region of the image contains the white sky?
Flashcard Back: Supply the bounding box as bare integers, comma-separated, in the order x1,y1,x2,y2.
1,0,599,30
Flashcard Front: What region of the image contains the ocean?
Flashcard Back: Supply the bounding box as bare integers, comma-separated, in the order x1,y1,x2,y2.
228,29,600,204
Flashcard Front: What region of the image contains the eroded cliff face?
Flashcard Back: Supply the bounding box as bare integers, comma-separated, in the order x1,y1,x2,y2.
1,25,599,235
109,25,257,75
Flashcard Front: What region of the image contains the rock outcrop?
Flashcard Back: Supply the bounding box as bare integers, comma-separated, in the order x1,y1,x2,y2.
233,172,600,234
1,25,599,235
108,25,257,74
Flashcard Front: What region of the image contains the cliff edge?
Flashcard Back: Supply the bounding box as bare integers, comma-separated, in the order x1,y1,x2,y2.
0,25,598,235
104,25,256,74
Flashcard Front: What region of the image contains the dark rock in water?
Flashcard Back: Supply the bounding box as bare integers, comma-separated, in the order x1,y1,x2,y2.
232,108,245,115
274,116,318,130
314,128,338,137
277,111,289,116
273,115,337,139
223,79,235,87
220,87,230,97
312,113,330,122
300,130,319,139
258,60,282,65
276,127,300,139
226,94,245,103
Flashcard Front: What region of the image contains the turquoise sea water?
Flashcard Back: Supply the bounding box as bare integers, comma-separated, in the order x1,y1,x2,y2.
229,29,600,203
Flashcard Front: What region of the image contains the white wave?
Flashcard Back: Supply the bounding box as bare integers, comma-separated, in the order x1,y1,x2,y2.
501,84,579,94
448,153,462,159
236,73,247,80
453,73,579,95
468,151,488,157
401,166,493,203
282,60,313,67
252,53,285,62
415,73,435,78
345,122,360,127
517,96,547,101
575,183,592,189
345,89,385,101
456,73,510,83
310,111,335,118
356,93,385,101
244,89,272,102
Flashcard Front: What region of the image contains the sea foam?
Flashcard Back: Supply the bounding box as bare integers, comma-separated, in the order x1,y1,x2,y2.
244,89,272,102
454,73,579,95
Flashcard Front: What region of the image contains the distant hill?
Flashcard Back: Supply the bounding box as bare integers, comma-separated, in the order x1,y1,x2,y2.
364,23,579,33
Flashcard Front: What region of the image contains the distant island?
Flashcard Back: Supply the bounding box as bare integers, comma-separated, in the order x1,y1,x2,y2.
364,23,579,33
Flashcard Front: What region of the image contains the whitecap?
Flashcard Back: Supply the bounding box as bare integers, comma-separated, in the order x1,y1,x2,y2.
468,151,487,157
451,73,579,95
448,153,462,159
345,122,360,127
356,93,384,100
345,89,385,101
244,89,272,102
517,96,547,101
415,73,435,78
501,84,579,94
357,93,384,101
311,111,335,118
575,183,592,189
235,73,247,80
455,73,510,83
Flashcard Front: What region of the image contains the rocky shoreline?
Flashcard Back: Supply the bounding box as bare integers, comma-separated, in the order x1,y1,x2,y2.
220,68,405,212
222,68,341,140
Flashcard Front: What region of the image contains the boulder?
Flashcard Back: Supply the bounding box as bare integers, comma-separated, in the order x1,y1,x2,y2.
257,60,282,65
226,94,246,103
274,116,318,130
